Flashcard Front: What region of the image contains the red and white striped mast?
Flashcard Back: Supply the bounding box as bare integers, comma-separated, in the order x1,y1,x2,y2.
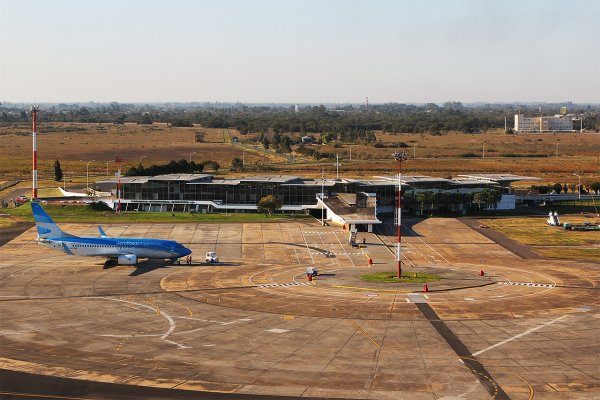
31,105,40,199
393,151,407,278
115,155,123,213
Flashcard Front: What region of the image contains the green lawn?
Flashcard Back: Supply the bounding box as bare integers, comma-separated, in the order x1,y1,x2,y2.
481,217,598,246
481,216,600,262
2,203,313,224
0,217,17,229
361,271,441,284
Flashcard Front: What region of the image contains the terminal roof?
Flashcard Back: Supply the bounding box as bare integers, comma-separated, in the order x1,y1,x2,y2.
457,174,541,183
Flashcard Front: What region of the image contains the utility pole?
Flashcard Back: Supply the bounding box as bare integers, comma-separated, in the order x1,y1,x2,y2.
86,160,95,195
139,155,147,164
335,154,339,179
555,142,559,157
482,142,486,159
393,151,408,279
321,168,325,226
573,173,581,200
189,152,197,162
413,143,417,159
349,145,355,161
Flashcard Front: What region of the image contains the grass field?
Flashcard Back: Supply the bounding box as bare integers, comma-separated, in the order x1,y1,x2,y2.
360,271,442,284
481,216,600,261
1,123,598,187
2,203,313,224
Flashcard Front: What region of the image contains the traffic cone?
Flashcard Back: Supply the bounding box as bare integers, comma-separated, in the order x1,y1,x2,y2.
424,284,428,293
480,270,485,276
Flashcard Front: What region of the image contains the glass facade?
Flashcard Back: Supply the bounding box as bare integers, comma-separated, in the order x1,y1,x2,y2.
122,179,343,206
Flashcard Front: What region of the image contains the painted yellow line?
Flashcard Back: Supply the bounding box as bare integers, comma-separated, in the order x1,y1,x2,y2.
460,356,533,400
144,300,160,316
350,321,381,349
332,285,410,293
166,299,193,317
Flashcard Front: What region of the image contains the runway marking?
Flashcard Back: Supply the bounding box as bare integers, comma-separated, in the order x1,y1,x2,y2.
90,297,191,349
350,321,381,349
309,252,365,256
266,328,289,334
499,282,555,288
472,315,569,357
406,293,427,303
257,282,312,288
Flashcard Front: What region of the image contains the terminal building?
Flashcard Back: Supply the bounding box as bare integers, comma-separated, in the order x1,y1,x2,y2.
97,173,537,231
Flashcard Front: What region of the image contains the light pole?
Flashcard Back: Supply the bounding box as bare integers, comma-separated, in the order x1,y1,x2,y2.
482,142,486,159
413,143,417,159
321,167,325,226
555,142,559,157
335,154,340,179
242,150,245,166
86,160,95,194
63,173,69,190
189,152,197,162
393,151,408,279
105,161,109,178
573,173,581,200
349,145,355,161
139,155,147,164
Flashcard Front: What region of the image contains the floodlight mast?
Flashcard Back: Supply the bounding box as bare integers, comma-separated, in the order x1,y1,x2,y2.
393,151,408,279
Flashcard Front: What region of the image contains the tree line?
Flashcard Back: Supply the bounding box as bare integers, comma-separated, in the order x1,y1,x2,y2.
2,102,598,133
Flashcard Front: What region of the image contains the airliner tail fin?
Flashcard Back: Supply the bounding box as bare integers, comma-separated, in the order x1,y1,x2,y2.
31,202,74,239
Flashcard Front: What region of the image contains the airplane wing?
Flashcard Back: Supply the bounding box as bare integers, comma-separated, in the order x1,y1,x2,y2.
98,225,110,238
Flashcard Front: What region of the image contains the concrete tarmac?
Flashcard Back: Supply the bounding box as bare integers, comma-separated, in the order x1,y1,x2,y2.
0,218,598,399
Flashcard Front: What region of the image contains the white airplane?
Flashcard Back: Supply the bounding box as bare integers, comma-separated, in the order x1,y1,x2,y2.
32,202,192,266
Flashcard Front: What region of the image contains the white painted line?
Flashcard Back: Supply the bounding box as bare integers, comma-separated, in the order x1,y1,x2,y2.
407,294,427,303
239,318,253,321
203,344,216,347
266,328,290,334
463,298,476,301
472,315,569,356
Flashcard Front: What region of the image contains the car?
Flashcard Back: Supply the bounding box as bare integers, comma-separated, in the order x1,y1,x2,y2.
306,266,318,276
205,251,219,264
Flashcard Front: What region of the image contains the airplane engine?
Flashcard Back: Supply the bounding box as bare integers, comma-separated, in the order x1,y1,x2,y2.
117,254,138,265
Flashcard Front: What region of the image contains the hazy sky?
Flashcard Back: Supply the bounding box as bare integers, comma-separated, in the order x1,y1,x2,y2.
1,0,599,103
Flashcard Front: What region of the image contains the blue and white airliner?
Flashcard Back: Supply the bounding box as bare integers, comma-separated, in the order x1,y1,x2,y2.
32,202,192,266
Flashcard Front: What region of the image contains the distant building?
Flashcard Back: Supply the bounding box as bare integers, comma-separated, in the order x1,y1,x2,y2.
514,114,574,133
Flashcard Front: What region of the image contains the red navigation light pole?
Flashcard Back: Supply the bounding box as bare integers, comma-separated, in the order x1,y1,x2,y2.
393,151,407,278
31,105,40,199
115,155,123,213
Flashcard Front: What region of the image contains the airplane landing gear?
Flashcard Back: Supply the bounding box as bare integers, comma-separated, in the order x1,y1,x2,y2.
104,258,117,267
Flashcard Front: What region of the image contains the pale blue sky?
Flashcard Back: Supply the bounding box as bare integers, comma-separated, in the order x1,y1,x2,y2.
1,0,599,103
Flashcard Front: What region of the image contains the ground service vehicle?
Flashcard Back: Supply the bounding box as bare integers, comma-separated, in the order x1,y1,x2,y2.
205,251,219,264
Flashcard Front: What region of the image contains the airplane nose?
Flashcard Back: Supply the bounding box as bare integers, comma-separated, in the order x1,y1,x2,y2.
181,247,192,257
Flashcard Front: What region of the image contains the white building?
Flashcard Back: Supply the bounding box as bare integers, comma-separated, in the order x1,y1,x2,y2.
514,114,574,133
